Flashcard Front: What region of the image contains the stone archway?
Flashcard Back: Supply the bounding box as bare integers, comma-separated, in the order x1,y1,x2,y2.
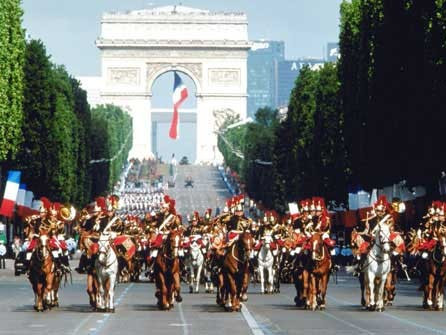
91,5,250,162
149,69,198,162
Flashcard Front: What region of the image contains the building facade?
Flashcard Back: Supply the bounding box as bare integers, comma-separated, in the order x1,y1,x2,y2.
327,42,340,62
78,5,250,163
247,40,285,118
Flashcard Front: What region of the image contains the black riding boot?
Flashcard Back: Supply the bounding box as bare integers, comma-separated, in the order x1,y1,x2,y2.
75,253,87,274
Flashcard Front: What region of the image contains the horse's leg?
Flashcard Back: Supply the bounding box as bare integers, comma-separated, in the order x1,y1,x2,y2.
293,269,302,306
44,272,54,309
436,280,444,311
196,265,202,293
259,265,265,294
241,267,250,302
226,273,237,311
217,272,225,306
36,281,44,312
426,274,434,310
384,271,393,306
189,265,194,293
97,276,105,311
319,273,328,310
359,272,366,307
157,273,169,310
376,273,388,312
310,274,317,311
302,270,310,309
268,266,274,294
174,267,183,303
366,272,375,310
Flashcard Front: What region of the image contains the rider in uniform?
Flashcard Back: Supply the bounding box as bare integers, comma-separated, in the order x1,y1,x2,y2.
352,195,394,275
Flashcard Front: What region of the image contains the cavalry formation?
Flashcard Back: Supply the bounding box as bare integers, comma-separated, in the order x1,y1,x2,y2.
21,192,446,314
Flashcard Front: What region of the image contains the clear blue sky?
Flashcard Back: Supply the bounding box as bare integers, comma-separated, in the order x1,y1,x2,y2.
22,0,343,76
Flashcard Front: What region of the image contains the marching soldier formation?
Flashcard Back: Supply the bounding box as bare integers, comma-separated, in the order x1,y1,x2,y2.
21,190,446,313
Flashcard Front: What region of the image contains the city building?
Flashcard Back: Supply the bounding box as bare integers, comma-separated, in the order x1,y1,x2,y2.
247,40,285,118
277,58,325,108
327,42,340,62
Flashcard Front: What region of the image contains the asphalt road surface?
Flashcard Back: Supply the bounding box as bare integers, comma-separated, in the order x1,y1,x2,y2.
1,262,446,335
2,166,446,335
166,165,232,218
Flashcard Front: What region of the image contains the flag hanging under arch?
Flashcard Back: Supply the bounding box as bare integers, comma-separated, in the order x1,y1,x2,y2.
169,72,188,140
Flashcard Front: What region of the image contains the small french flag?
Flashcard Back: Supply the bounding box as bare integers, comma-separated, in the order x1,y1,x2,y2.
0,171,21,218
169,72,188,140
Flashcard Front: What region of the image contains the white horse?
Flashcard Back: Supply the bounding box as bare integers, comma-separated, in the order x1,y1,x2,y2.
201,234,215,293
257,234,275,294
363,222,391,312
95,233,118,313
186,237,204,293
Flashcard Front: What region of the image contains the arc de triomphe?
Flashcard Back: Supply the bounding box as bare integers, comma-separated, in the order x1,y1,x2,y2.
79,5,250,163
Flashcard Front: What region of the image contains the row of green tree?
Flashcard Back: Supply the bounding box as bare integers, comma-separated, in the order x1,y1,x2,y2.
0,1,132,206
218,63,342,211
339,0,446,193
219,0,446,211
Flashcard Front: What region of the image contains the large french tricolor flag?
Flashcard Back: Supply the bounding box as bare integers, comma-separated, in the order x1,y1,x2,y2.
169,72,188,140
0,171,21,218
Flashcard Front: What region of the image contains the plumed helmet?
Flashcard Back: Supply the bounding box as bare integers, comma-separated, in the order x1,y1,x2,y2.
40,197,52,214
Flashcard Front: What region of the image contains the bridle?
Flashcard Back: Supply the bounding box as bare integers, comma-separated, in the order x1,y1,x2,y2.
232,233,252,263
97,234,116,268
163,231,180,261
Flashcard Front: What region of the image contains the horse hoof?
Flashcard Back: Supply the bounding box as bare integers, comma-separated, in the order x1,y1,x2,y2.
367,305,376,311
176,295,183,303
189,288,193,294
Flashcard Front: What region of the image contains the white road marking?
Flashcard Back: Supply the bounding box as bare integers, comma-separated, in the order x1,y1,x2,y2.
327,294,446,335
321,310,375,335
75,283,134,335
281,294,374,335
178,302,190,335
72,314,93,335
240,303,264,335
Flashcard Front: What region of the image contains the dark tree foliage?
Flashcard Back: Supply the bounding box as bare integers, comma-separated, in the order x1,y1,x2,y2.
243,107,278,208
339,0,446,195
90,104,132,198
0,0,25,162
15,40,52,196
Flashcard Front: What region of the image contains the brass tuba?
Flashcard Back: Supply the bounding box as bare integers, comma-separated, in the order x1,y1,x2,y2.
60,205,76,221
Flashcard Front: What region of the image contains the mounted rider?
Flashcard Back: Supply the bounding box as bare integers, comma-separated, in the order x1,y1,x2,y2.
227,195,250,244
351,195,394,275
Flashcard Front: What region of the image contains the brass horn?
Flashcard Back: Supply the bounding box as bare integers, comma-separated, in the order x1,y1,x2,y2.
60,205,76,221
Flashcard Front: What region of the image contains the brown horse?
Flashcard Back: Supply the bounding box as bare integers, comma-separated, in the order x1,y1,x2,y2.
222,231,254,312
307,233,331,311
28,233,55,312
154,230,183,310
422,237,446,310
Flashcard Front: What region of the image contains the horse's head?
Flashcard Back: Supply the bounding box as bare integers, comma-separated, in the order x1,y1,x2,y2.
238,231,254,261
262,234,273,250
168,230,182,258
36,232,51,260
374,223,391,253
98,233,111,265
309,233,325,261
